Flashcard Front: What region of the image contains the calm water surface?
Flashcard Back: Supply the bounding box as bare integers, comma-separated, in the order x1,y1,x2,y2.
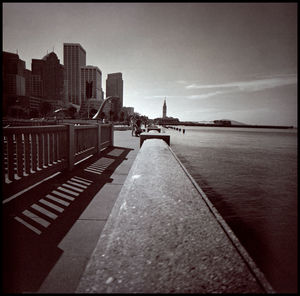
169,126,297,293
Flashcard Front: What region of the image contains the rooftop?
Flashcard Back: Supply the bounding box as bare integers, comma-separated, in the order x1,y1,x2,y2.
63,43,86,53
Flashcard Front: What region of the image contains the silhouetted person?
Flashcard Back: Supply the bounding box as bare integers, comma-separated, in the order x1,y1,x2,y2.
131,118,135,136
135,119,142,136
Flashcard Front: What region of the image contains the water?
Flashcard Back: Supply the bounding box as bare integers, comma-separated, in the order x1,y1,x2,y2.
168,126,297,293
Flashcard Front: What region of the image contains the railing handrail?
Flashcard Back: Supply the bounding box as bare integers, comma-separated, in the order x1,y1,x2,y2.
3,125,67,135
2,123,113,199
74,125,97,130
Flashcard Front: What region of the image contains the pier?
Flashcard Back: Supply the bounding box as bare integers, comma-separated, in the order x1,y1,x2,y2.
2,125,274,293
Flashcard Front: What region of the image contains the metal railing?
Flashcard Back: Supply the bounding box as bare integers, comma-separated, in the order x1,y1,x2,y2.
2,123,113,199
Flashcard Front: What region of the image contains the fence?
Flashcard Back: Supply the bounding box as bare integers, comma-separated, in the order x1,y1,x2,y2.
2,123,113,199
3,119,58,127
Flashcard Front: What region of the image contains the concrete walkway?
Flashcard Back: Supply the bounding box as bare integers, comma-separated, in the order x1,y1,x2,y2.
76,139,274,294
3,129,274,293
28,130,136,293
37,130,140,293
2,130,139,294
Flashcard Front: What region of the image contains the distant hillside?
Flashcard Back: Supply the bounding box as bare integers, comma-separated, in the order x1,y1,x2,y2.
179,120,293,129
218,119,247,126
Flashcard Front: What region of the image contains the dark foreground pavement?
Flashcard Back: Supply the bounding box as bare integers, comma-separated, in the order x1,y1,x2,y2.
2,130,139,294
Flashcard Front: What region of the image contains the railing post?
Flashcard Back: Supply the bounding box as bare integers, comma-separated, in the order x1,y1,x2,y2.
110,124,114,147
66,124,75,171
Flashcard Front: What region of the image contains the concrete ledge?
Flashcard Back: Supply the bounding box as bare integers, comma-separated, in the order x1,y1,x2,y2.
76,139,274,293
147,127,161,133
140,132,170,147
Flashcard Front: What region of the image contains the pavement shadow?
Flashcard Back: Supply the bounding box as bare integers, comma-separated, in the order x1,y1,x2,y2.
2,146,133,293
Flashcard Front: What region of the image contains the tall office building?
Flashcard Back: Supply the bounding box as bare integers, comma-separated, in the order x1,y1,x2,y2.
81,66,103,101
24,69,43,98
80,66,104,117
106,72,123,107
31,52,64,101
2,51,26,96
163,98,167,118
63,43,86,106
3,51,41,117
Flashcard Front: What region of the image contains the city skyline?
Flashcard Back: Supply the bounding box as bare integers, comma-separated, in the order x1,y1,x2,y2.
3,3,297,125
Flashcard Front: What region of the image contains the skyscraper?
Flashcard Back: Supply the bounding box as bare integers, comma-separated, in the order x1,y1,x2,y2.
81,66,103,101
31,52,64,102
163,98,167,118
63,43,86,106
2,51,26,97
106,72,123,107
80,66,104,117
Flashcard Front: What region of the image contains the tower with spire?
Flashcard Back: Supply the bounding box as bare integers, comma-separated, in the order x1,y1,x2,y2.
163,98,167,118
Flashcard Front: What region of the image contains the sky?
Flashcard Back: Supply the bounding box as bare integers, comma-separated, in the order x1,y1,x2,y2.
2,3,298,125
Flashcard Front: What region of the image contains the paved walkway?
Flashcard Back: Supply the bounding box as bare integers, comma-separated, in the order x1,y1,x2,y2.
38,130,140,293
2,129,274,293
76,138,274,294
2,130,140,294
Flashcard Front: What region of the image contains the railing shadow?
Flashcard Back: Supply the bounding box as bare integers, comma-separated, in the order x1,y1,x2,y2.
2,145,133,293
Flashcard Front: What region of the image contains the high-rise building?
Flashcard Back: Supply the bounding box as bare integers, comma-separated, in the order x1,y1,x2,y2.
106,72,123,107
2,51,25,76
31,52,64,101
31,74,44,98
80,66,104,117
2,51,42,118
122,107,134,116
163,98,167,118
24,69,32,97
81,66,103,101
64,43,86,106
24,69,43,98
2,51,26,96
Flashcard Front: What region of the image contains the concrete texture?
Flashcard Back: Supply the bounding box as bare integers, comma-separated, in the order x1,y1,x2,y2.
147,127,161,132
78,184,123,220
140,132,170,147
37,130,140,293
38,220,106,293
76,139,273,294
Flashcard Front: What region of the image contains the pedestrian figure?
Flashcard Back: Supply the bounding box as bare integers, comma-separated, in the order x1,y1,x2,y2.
131,118,136,136
135,119,142,137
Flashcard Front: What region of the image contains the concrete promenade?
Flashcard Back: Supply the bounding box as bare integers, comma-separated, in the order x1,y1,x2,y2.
2,130,140,293
38,130,140,293
2,129,274,293
76,138,274,294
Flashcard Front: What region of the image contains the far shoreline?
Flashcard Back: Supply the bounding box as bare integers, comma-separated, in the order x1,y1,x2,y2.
169,123,295,130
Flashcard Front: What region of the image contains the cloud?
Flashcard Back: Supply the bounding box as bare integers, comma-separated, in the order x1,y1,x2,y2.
185,75,297,92
144,95,165,99
144,95,181,100
176,80,188,84
143,74,297,102
183,75,297,100
186,91,230,100
183,108,218,114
